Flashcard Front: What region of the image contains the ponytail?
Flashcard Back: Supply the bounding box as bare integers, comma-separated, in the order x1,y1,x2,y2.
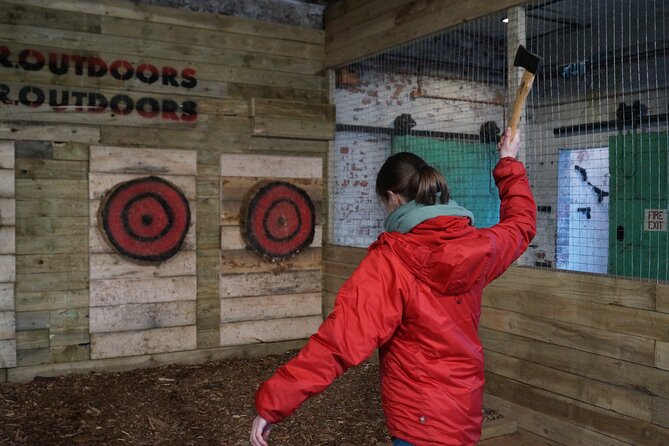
414,165,449,205
376,152,450,205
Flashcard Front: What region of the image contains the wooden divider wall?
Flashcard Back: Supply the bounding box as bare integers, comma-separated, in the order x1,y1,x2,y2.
0,0,333,382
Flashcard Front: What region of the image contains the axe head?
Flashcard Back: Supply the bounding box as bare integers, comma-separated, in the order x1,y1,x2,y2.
513,45,542,74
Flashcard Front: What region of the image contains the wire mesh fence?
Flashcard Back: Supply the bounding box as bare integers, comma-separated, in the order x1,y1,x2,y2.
329,0,669,282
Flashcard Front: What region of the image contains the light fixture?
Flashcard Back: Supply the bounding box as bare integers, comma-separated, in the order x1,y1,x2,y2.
502,17,510,23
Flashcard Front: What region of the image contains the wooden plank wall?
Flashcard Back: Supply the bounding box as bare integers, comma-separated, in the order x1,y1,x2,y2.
219,154,323,346
482,268,669,445
322,244,669,445
0,0,331,381
88,146,197,359
324,0,527,68
0,141,16,375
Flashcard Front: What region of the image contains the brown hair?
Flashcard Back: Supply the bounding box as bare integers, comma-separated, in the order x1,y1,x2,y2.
375,152,450,205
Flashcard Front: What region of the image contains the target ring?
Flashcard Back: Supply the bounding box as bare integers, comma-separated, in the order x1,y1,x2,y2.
98,176,191,263
242,181,315,260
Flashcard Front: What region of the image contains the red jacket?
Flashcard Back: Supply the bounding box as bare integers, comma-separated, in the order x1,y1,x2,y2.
256,157,536,445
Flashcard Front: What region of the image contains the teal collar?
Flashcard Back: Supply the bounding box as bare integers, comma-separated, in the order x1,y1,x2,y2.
384,198,474,233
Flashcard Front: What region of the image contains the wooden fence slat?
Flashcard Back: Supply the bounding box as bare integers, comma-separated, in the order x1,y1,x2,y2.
0,283,13,312
0,255,16,283
0,227,15,255
486,372,669,446
485,350,653,421
0,311,15,340
220,270,321,298
251,98,334,121
0,198,16,225
220,225,322,250
90,301,196,333
658,284,669,314
91,325,196,359
15,159,88,180
221,248,321,275
480,328,669,400
90,146,197,175
484,284,669,341
0,141,14,169
16,254,88,275
89,173,196,200
492,267,656,310
220,315,321,346
15,289,88,313
0,339,16,368
6,339,307,383
16,235,88,255
656,342,669,371
221,176,323,201
16,216,88,237
252,116,335,140
0,169,14,198
99,16,324,61
89,225,196,254
15,329,49,350
16,271,87,293
90,276,196,307
220,293,321,323
653,397,669,429
483,393,632,446
220,153,322,179
0,124,100,143
89,251,196,280
15,179,87,200
481,306,655,366
221,200,323,226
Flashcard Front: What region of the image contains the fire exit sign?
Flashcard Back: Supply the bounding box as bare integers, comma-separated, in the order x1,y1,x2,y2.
644,209,667,231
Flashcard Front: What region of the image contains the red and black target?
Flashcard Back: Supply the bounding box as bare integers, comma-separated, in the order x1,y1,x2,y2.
98,176,191,263
241,181,315,260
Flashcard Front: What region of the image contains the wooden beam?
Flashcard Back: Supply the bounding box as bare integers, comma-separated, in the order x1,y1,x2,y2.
6,338,307,383
325,0,528,67
90,146,197,175
220,270,321,298
91,326,196,359
484,393,631,446
220,153,323,179
481,306,655,366
220,315,321,346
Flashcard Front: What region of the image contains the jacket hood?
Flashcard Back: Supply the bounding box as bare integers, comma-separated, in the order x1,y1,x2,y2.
371,216,492,295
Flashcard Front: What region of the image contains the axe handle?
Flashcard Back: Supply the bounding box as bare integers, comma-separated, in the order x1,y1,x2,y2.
509,70,536,140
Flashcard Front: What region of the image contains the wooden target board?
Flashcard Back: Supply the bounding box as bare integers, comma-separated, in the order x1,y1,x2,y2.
98,176,191,263
241,180,315,260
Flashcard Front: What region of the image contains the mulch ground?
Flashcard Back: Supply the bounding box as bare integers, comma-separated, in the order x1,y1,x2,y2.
0,350,500,445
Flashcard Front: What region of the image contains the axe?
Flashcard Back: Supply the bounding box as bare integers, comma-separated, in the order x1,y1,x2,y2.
508,45,542,140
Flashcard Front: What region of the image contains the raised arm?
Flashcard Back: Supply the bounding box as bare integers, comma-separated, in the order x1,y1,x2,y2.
481,128,537,283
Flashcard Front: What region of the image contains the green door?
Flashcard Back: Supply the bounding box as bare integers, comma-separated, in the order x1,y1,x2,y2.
609,131,669,280
391,136,500,228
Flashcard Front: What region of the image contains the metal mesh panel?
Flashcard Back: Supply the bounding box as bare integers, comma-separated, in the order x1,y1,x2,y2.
329,0,669,282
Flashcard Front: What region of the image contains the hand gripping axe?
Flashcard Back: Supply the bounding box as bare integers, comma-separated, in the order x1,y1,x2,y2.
508,45,543,139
